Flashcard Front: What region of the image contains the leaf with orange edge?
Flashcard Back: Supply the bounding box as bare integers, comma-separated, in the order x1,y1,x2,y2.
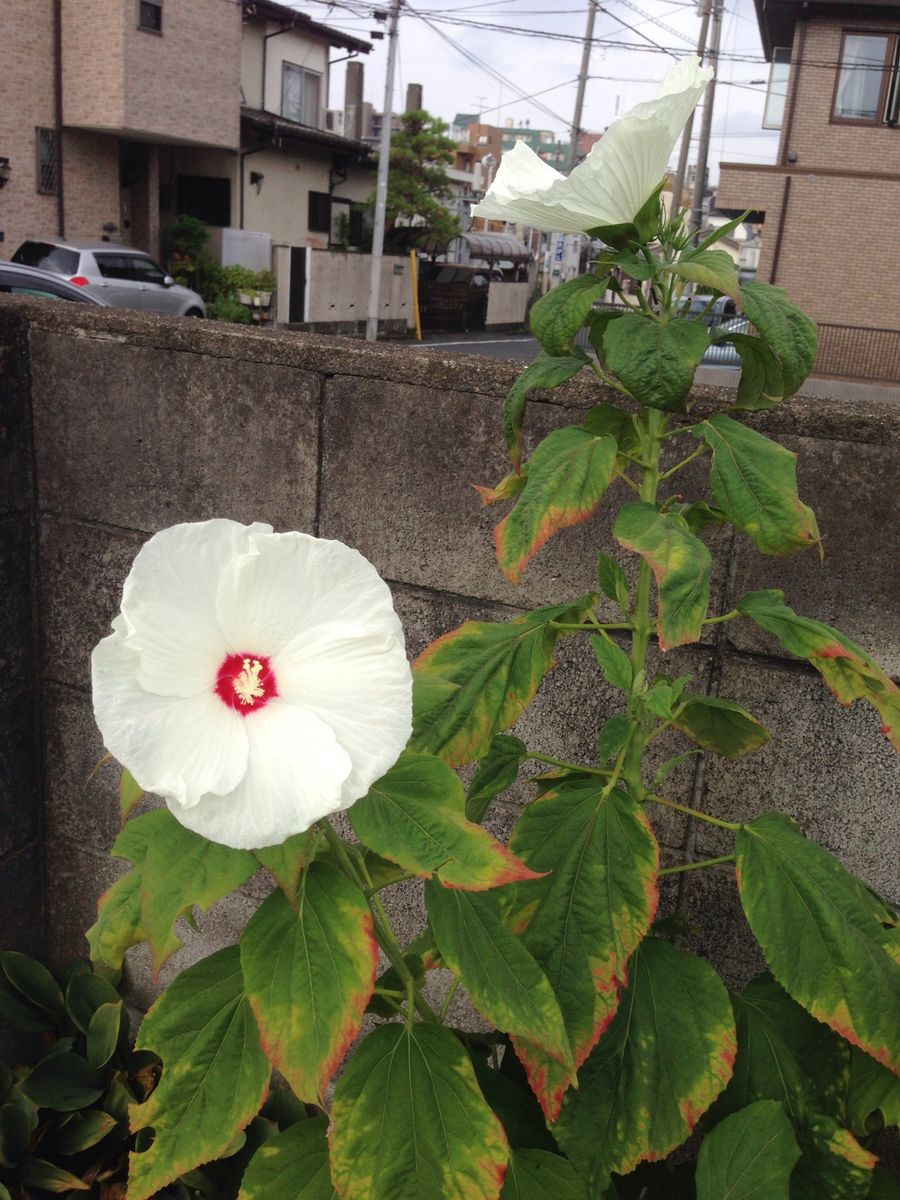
507,783,659,1121
351,751,539,891
495,425,617,584
738,590,900,751
553,937,736,1193
692,415,820,556
330,1023,509,1200
425,882,573,1079
474,471,528,508
736,812,900,1073
503,351,590,472
411,595,596,767
239,863,377,1106
129,947,270,1200
614,501,711,650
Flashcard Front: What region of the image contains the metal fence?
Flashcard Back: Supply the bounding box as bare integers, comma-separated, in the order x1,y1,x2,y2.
813,324,900,382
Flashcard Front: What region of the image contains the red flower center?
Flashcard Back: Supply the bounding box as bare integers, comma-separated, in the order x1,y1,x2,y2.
215,653,278,716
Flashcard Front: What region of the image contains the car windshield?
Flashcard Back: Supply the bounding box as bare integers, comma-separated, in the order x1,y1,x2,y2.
11,242,79,275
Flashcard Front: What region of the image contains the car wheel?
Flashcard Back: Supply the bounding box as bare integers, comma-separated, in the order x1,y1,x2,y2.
184,307,204,318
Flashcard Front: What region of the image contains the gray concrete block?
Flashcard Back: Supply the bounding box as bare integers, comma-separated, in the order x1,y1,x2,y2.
0,311,34,515
29,330,320,533
39,518,145,688
0,516,35,698
44,837,122,971
726,436,900,675
0,843,43,958
677,861,767,992
695,654,900,901
0,689,41,858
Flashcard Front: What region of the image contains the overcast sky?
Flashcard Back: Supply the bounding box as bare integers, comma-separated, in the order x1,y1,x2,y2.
291,0,779,182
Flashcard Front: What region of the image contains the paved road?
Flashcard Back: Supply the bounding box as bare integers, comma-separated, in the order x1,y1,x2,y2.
416,331,540,361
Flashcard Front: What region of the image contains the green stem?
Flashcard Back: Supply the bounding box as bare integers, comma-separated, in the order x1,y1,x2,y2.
550,621,633,633
702,609,741,626
659,854,736,877
365,873,413,897
438,979,461,1023
659,443,709,480
321,822,438,1023
622,407,667,797
614,465,642,494
588,359,632,396
527,751,612,777
646,793,741,831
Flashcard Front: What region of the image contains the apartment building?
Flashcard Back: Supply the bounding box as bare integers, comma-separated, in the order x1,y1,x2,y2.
0,0,372,275
716,0,900,379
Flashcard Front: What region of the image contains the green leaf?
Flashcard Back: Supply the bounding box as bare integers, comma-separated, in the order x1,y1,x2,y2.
672,694,770,758
49,1108,118,1155
739,281,817,397
500,1148,591,1199
238,1116,335,1199
86,861,145,972
411,595,596,767
610,248,659,281
19,1052,103,1112
719,332,786,411
0,952,66,1026
65,971,122,1035
554,937,735,1191
591,635,632,691
736,812,900,1071
530,274,609,357
129,809,257,975
613,502,711,649
240,863,377,1105
470,1054,556,1153
130,946,270,1200
846,1045,900,1135
598,714,631,763
662,247,740,299
466,734,528,823
695,1100,800,1199
596,552,630,611
870,1166,900,1199
737,590,900,751
696,212,752,254
0,1101,36,1166
603,315,709,412
503,351,590,471
791,1114,877,1199
120,767,145,822
254,831,318,904
86,1000,122,1070
20,1158,90,1192
508,784,659,1121
330,1023,509,1200
673,499,729,535
351,750,538,890
0,988,58,1033
585,310,625,364
495,425,618,584
425,882,573,1075
692,415,820,555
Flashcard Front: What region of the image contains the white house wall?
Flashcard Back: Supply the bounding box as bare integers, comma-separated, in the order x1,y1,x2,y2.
262,28,329,119
241,146,333,247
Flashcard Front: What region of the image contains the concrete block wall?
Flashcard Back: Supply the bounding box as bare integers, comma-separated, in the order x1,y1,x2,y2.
0,297,897,1007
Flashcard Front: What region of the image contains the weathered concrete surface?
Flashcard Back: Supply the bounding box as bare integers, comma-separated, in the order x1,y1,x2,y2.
0,295,897,1007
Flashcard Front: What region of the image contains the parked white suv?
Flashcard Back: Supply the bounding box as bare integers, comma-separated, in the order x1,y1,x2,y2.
12,239,206,317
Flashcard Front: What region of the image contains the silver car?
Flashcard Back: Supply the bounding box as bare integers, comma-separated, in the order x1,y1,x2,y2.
12,239,205,317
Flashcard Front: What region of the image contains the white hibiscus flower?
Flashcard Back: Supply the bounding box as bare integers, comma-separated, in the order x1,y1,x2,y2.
471,56,713,234
92,520,413,850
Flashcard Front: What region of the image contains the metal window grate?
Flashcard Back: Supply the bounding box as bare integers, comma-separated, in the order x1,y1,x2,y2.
36,127,58,195
138,1,162,32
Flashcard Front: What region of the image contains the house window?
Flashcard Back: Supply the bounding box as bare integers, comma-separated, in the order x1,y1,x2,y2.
308,191,331,233
138,1,162,32
763,47,791,129
282,64,322,128
36,127,58,195
833,31,900,124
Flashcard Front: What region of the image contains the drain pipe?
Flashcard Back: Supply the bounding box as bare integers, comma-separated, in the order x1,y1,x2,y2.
53,0,65,236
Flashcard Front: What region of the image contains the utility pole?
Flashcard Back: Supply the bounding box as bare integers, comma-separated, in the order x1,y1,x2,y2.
566,0,598,172
670,0,712,211
365,0,402,343
689,0,723,239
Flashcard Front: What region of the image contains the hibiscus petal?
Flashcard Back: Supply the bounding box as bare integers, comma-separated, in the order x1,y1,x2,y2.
92,622,249,807
216,531,403,656
274,623,413,810
472,55,711,233
170,701,353,849
119,519,272,698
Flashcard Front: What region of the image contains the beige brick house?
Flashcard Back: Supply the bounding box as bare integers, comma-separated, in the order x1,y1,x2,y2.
0,0,373,294
717,0,900,381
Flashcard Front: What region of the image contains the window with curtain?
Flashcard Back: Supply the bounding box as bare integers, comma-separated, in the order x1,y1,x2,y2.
282,64,322,128
833,31,899,123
